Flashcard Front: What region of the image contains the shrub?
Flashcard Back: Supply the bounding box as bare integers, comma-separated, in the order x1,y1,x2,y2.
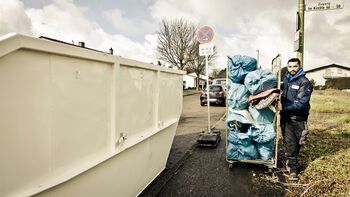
325,77,350,90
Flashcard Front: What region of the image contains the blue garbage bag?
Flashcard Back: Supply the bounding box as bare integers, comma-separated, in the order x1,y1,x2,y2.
244,69,278,95
226,142,259,160
227,110,253,125
228,55,257,83
227,129,252,146
227,120,250,133
256,140,274,160
249,123,276,144
248,106,275,125
227,143,250,160
227,81,250,110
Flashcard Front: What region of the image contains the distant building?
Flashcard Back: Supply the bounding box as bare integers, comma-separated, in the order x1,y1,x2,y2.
305,64,350,86
183,73,211,89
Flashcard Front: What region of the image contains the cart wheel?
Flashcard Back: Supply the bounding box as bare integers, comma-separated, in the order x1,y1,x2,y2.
229,163,234,169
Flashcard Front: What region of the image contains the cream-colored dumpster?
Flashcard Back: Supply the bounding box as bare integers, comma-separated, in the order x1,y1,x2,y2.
0,34,185,197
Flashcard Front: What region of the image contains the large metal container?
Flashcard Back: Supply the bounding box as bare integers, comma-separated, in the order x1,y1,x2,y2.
0,34,185,197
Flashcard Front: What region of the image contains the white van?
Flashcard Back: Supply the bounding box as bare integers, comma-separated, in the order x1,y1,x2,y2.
212,78,226,85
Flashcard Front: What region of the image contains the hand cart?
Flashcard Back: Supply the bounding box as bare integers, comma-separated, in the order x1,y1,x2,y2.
226,54,282,170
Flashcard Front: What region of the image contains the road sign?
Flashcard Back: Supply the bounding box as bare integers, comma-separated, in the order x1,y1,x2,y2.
197,25,215,44
306,0,344,11
199,43,214,56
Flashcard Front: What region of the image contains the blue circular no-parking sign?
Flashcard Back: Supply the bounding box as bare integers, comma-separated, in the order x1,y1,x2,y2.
197,25,215,44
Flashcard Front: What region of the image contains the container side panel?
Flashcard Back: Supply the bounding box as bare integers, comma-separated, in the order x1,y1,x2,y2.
0,50,51,196
37,123,178,197
0,34,183,196
117,65,157,141
158,72,183,122
50,55,112,171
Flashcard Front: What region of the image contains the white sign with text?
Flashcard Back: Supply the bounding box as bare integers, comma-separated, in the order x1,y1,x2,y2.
306,0,344,11
199,43,214,56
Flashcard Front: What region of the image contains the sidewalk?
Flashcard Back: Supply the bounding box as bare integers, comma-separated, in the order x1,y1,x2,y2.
183,89,200,96
140,110,225,197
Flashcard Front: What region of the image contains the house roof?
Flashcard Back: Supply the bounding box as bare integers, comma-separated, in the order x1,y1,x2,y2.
305,64,350,73
187,72,212,80
39,36,111,54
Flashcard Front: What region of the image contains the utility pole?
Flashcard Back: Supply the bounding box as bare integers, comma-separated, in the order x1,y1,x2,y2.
297,0,305,65
256,50,260,68
297,0,345,67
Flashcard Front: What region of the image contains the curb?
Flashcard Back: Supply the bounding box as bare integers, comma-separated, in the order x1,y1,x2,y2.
183,92,200,97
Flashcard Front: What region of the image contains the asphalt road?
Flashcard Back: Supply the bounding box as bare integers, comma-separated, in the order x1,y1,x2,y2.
140,93,286,197
167,93,226,169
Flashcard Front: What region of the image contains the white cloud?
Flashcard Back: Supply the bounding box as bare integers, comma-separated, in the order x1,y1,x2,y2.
1,0,349,72
25,0,96,43
103,7,158,40
148,0,298,70
103,8,139,34
304,10,350,68
148,0,350,71
0,0,157,64
149,0,200,22
0,0,32,35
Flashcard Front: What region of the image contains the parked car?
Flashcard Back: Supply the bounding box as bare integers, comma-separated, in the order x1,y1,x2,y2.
212,78,227,91
200,85,226,106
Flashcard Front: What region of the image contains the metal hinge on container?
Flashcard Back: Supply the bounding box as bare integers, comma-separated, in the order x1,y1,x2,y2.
117,132,127,144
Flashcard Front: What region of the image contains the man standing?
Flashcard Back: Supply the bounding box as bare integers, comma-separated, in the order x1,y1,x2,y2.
280,58,313,181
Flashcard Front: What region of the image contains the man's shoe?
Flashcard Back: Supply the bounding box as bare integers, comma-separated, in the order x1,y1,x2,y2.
289,172,299,181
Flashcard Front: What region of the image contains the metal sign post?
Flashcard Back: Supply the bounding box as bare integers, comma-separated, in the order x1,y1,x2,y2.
199,43,214,133
205,54,211,133
196,25,220,147
198,27,214,134
197,25,214,133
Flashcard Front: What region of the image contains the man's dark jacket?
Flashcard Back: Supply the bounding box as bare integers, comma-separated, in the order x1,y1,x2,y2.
281,68,313,121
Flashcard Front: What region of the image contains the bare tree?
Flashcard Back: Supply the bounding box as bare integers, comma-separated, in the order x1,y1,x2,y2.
210,68,220,78
157,19,197,70
217,68,227,78
186,41,217,90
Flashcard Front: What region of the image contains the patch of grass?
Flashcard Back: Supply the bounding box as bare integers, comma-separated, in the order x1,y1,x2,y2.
298,128,350,167
291,90,350,196
310,89,350,113
340,131,350,138
237,89,350,196
296,149,350,196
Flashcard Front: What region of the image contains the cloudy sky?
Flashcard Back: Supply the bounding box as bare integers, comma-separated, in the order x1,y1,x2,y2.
0,0,349,71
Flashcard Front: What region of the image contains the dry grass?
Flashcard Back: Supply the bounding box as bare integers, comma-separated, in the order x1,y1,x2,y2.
251,89,350,196
310,89,350,113
290,89,350,196
296,149,350,196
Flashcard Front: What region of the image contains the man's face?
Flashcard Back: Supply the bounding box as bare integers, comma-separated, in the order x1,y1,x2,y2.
287,61,301,76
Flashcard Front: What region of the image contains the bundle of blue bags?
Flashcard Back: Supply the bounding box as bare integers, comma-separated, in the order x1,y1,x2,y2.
226,55,277,161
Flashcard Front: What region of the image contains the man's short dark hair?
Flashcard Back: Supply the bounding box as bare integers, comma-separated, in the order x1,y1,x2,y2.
288,58,301,65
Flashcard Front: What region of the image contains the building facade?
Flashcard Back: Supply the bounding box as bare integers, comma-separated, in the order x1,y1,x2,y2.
305,64,350,86
183,73,210,89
